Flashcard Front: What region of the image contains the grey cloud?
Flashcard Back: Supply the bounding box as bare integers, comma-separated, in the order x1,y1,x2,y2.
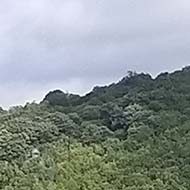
0,0,190,108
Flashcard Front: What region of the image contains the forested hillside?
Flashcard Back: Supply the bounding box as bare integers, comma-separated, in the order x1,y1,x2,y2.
1,66,190,189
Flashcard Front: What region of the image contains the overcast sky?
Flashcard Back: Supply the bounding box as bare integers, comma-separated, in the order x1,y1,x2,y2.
0,0,190,108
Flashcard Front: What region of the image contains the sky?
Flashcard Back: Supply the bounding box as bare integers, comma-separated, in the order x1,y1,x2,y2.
0,0,190,108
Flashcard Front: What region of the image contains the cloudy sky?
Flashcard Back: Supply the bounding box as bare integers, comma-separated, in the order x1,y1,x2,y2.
0,0,190,108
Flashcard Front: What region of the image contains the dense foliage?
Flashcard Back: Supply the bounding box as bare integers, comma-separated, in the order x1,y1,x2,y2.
0,66,190,189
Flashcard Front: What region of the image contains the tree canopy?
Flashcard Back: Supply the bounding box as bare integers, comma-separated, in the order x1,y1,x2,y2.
0,67,190,189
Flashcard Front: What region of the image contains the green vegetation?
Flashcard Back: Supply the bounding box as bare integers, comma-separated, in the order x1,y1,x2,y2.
0,66,190,189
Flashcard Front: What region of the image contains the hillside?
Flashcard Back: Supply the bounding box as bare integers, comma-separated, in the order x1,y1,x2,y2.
0,66,190,189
